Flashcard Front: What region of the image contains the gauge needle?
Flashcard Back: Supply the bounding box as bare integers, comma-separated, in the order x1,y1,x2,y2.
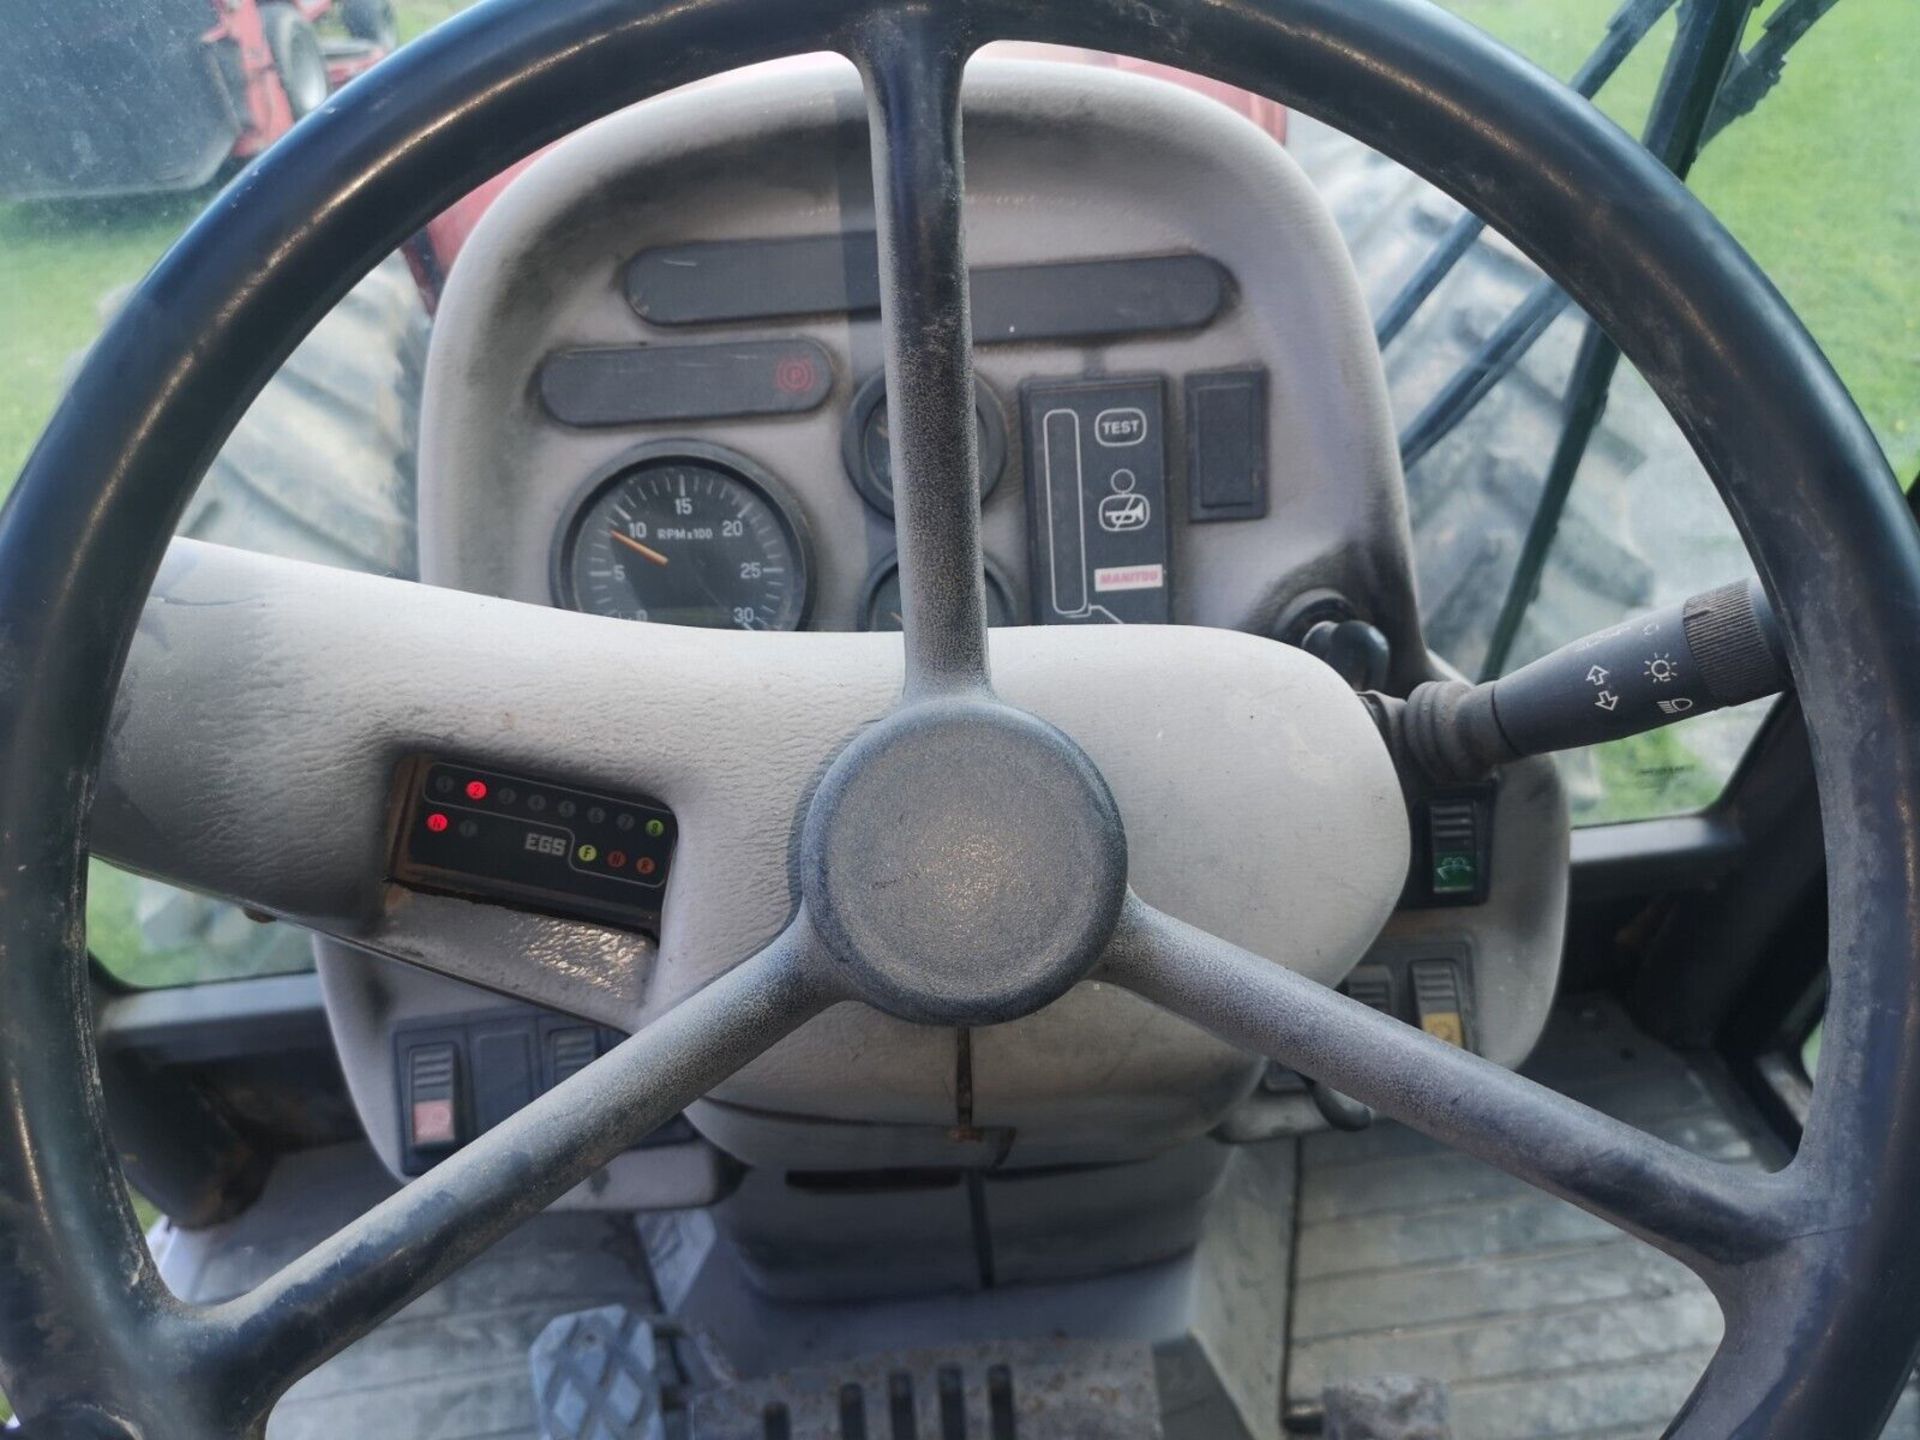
609,530,670,567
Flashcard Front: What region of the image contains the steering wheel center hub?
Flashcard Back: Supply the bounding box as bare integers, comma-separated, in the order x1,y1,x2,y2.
801,698,1128,1025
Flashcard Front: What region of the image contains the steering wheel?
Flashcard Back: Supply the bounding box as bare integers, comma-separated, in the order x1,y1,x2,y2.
3,0,1917,1435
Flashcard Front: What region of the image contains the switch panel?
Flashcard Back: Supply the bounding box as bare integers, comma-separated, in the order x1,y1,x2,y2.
1333,949,1478,1056
394,1008,693,1175
392,759,678,931
1022,375,1172,624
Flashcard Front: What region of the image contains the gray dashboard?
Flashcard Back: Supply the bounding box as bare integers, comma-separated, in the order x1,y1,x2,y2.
314,57,1570,1192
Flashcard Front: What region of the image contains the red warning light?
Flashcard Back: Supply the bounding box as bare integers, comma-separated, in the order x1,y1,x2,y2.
607,850,628,869
774,355,818,395
464,779,488,801
636,856,657,876
425,812,450,833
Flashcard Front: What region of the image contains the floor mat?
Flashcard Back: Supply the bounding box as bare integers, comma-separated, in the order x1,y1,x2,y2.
1285,998,1770,1440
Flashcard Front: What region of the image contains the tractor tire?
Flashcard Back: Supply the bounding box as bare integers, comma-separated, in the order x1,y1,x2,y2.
260,3,330,120
340,0,399,51
1288,116,1762,817
1286,116,1750,676
79,253,429,970
179,251,428,576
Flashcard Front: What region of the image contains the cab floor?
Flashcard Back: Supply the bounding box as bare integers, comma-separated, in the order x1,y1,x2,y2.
153,1001,1920,1440
154,1146,663,1440
1285,997,1920,1440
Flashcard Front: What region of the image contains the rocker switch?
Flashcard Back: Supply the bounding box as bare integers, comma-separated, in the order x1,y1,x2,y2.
405,1041,461,1151
1411,960,1471,1050
1426,799,1481,898
547,1026,600,1088
1341,964,1396,1017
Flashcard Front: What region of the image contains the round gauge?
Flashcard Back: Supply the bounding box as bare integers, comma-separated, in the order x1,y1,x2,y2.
554,443,812,631
858,552,1017,632
842,373,1007,517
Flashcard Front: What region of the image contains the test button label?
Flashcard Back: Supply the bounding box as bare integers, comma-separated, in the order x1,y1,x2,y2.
1094,407,1148,446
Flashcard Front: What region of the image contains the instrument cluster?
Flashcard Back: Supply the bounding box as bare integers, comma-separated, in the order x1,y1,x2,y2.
542,236,1260,638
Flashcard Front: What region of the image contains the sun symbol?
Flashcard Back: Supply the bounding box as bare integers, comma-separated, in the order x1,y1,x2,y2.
1644,654,1678,684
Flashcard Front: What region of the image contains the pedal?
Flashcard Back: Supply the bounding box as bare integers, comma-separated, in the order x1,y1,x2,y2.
530,1304,666,1440
691,1338,1162,1438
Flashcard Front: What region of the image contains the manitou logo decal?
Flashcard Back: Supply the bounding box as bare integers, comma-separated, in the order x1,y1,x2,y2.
1094,563,1165,593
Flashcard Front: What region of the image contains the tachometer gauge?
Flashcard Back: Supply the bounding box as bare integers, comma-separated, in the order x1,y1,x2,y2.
554,443,812,630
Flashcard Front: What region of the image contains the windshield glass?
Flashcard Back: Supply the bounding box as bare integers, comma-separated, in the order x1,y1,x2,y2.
0,0,1912,989
1388,0,1915,822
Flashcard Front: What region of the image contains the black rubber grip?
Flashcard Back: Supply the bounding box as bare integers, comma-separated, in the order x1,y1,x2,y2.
1682,579,1786,705
1398,578,1790,784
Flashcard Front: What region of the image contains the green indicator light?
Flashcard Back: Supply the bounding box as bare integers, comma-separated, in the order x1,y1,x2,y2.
577,844,598,863
645,818,666,838
1432,851,1477,895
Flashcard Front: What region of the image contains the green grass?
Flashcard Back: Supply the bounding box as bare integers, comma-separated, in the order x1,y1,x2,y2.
1441,0,1920,824
0,194,206,483
394,0,474,42
87,862,225,987
1446,0,1920,481
1584,722,1730,824
0,0,471,485
89,860,317,988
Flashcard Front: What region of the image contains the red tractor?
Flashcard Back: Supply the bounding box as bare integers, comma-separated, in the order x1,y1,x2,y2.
0,0,394,201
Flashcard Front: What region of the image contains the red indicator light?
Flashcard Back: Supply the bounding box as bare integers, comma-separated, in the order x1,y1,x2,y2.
607,850,628,869
636,856,657,876
774,355,818,395
425,812,450,833
464,779,488,801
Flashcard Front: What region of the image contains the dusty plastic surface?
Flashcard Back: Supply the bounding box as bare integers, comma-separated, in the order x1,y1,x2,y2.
98,539,1408,1175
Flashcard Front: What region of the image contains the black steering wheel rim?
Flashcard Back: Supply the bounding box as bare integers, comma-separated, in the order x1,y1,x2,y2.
2,0,1915,1435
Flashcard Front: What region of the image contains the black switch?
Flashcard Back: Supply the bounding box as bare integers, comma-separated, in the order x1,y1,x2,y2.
1426,798,1483,900
1401,788,1494,910
470,1021,537,1133
404,1041,462,1154
1341,963,1397,1017
1185,368,1268,521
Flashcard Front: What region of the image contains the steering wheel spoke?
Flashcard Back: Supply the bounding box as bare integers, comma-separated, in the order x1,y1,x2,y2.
1100,894,1818,1275
179,921,843,1428
92,540,899,1025
851,12,989,700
